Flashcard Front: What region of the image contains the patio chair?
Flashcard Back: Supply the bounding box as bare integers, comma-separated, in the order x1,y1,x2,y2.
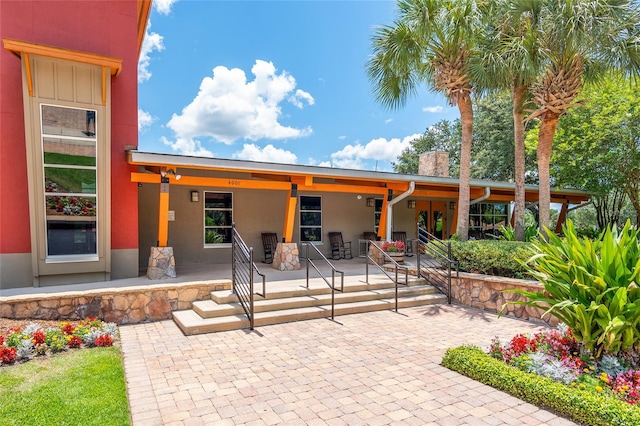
328,232,352,260
261,232,278,264
392,231,414,256
362,231,378,242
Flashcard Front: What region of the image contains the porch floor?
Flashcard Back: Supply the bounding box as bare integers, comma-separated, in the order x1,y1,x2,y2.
0,256,413,297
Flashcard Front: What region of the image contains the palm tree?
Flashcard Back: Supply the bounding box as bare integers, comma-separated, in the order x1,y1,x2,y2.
471,0,543,241
366,0,483,241
527,0,640,230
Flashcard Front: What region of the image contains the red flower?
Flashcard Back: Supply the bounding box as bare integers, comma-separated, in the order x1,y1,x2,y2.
68,336,83,348
0,346,17,364
60,322,75,335
94,334,113,347
32,330,46,346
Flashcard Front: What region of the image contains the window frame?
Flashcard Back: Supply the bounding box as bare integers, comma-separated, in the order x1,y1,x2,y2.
374,198,383,234
40,104,99,262
299,195,323,243
203,191,233,248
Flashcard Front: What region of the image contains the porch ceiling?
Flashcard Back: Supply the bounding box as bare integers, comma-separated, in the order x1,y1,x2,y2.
127,150,589,204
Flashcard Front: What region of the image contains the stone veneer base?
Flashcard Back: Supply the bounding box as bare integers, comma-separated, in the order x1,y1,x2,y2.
273,243,301,271
147,247,177,279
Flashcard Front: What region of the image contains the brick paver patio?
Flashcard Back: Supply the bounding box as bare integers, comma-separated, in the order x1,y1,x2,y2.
120,304,577,425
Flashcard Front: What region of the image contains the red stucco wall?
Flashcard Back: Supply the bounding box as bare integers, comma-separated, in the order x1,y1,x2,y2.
0,0,140,254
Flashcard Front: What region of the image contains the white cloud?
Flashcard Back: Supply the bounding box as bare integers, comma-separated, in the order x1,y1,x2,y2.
232,144,297,164
154,0,178,15
161,136,214,157
166,60,313,148
288,89,315,108
317,161,332,167
138,22,164,83
138,109,154,131
385,118,394,124
329,134,420,170
423,105,445,113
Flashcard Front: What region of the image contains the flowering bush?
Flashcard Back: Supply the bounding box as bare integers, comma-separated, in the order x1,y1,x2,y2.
381,240,405,252
0,317,118,367
489,324,640,405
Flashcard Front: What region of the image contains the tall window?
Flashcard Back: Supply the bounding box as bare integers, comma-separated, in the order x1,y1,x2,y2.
42,105,97,258
204,192,232,245
300,196,322,242
374,198,383,234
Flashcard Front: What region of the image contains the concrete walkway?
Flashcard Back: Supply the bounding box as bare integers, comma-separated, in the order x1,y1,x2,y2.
120,304,577,425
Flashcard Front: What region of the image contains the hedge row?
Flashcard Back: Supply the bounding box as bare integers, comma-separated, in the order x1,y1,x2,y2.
441,346,640,426
449,240,531,279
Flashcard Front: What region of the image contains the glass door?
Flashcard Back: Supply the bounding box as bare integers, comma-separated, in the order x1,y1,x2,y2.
417,201,448,240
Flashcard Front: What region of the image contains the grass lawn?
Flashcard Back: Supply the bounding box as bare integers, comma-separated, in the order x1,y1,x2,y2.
0,347,130,426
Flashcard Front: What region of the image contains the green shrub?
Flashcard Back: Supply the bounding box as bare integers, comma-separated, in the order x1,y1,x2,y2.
504,220,640,357
442,345,640,426
449,240,531,279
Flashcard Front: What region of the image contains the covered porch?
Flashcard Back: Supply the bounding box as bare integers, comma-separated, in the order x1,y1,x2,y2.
127,150,589,279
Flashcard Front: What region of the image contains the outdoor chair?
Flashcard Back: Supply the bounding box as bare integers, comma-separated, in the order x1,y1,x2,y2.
328,232,352,260
392,231,414,256
261,232,278,264
362,231,378,242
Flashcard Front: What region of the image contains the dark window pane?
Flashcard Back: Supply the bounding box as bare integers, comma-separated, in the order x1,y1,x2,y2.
300,196,321,210
205,228,232,244
301,212,321,226
46,195,96,217
301,228,321,242
205,192,232,209
42,105,96,139
47,220,97,255
205,210,232,227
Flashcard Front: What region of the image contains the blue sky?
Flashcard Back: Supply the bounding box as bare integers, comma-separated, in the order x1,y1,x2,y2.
137,0,459,172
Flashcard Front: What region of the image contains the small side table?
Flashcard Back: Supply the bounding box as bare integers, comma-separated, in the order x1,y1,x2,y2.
405,238,417,256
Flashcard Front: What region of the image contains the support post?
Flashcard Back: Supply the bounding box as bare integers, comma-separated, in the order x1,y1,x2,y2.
555,202,569,234
158,177,170,247
282,184,297,243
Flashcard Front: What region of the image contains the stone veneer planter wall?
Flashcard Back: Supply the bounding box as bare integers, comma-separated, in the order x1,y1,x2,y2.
0,272,556,326
0,280,230,325
451,271,557,326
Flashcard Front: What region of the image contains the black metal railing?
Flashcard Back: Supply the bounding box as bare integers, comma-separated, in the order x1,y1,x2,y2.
231,223,266,330
300,243,344,319
416,226,457,304
365,241,409,312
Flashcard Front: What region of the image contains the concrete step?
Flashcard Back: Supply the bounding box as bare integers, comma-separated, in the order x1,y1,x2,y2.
173,293,446,335
173,287,447,335
194,284,439,319
209,276,427,303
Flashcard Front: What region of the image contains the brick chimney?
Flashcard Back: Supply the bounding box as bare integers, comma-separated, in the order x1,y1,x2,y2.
418,152,449,177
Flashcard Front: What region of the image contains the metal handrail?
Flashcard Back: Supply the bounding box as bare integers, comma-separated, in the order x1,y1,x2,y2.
365,241,409,312
231,223,266,330
301,242,344,319
416,225,457,304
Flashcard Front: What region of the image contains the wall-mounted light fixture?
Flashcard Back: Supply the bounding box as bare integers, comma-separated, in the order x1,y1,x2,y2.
407,200,416,209
449,201,456,210
190,191,199,202
366,198,375,207
160,169,181,180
